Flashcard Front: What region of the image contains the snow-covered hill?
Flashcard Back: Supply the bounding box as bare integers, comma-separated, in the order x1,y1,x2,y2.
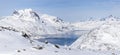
0,30,31,52
71,20,120,51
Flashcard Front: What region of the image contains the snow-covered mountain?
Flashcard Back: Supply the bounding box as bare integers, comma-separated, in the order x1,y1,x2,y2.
0,9,73,38
100,15,120,21
71,19,120,51
1,8,120,55
71,15,120,30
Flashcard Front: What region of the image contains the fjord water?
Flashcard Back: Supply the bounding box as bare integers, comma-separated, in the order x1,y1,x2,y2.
37,30,88,46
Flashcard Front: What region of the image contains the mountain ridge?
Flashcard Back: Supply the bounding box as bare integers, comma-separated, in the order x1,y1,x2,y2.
0,9,73,38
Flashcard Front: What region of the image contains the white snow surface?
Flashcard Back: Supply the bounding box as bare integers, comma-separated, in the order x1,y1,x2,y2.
0,30,31,52
71,20,120,51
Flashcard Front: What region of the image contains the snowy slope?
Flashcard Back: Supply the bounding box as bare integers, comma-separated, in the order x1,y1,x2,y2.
71,20,120,51
0,26,113,55
0,25,119,55
0,28,31,52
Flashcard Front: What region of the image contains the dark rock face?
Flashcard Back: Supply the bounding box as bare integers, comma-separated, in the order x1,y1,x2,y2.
31,11,40,20
54,44,60,49
22,33,30,38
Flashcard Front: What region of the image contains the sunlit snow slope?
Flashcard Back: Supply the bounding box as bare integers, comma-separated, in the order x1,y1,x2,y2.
71,17,120,51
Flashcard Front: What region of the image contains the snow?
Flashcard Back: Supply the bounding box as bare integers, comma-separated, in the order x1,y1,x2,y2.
13,8,40,22
0,30,31,52
0,30,112,55
0,9,73,39
1,9,120,55
71,20,120,51
13,49,113,55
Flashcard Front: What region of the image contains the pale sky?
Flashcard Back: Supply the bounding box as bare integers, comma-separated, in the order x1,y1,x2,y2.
1,0,120,22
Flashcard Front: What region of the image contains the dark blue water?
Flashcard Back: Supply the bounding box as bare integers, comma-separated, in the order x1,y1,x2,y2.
37,30,88,46
37,34,79,46
37,38,77,46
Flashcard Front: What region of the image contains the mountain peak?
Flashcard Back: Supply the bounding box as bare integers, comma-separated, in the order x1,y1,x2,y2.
12,9,40,21
100,15,119,21
108,15,113,18
13,9,33,16
106,15,118,21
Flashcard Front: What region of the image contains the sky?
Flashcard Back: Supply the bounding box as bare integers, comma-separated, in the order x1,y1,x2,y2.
1,0,120,22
